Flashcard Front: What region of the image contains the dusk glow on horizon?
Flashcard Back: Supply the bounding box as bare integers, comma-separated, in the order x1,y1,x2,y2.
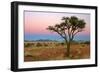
24,11,90,41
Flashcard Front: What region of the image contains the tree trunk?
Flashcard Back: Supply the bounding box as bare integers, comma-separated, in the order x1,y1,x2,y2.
65,40,71,57
66,41,70,57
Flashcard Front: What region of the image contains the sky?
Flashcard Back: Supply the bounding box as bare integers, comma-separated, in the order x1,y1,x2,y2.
24,11,90,41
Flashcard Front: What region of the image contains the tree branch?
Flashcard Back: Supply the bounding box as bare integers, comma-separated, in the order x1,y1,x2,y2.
73,29,83,36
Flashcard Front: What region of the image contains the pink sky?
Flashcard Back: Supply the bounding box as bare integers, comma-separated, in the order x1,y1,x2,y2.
24,11,90,36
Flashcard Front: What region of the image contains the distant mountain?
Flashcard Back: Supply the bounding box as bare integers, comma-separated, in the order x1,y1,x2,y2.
25,39,90,43
24,39,58,42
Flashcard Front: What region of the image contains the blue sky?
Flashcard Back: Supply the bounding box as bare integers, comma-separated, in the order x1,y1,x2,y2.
24,33,90,41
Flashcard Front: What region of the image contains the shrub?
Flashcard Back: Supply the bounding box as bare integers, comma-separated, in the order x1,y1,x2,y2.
43,43,48,46
55,43,60,46
60,42,65,46
24,43,30,47
81,44,85,47
36,43,42,47
84,41,90,44
24,43,35,47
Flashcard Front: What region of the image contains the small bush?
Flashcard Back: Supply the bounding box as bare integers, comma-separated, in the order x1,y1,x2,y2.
84,41,90,44
36,43,42,47
43,43,48,46
24,43,35,47
81,44,85,47
25,55,33,57
24,43,30,47
55,43,60,46
60,42,65,46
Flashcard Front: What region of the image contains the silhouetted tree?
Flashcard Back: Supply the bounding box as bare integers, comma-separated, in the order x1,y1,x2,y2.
47,16,86,57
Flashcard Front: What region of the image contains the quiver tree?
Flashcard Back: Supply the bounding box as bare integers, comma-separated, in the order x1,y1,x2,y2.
47,16,86,57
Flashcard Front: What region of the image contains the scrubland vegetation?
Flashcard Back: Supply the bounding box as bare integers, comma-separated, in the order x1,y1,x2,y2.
24,41,90,62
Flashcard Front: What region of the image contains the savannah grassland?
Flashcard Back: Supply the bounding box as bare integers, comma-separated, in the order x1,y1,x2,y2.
24,41,90,62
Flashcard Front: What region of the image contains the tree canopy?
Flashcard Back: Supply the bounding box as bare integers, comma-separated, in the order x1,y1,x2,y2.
47,16,86,42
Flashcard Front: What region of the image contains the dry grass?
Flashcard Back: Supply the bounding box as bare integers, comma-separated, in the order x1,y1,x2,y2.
24,43,90,62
